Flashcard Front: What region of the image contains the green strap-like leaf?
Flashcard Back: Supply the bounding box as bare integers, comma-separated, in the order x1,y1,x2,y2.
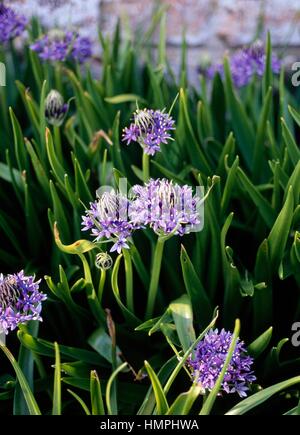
52,342,61,415
167,384,202,415
0,345,41,415
226,376,300,415
144,360,169,415
90,370,105,415
200,319,240,415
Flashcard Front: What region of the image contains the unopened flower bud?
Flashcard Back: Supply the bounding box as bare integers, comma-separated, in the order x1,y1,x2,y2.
45,90,68,127
95,252,113,271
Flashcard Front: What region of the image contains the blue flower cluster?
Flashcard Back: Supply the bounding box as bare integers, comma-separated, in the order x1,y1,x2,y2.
189,329,256,397
0,271,46,335
207,41,280,87
0,4,27,44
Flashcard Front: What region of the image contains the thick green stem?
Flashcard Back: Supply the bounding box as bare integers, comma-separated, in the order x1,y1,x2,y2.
53,125,63,162
53,125,63,163
145,238,165,319
98,269,106,304
122,249,134,313
142,152,150,182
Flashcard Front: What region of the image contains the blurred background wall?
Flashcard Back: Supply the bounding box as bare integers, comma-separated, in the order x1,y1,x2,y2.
8,0,300,76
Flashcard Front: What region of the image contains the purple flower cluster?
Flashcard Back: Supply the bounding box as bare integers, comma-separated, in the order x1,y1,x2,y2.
189,329,256,398
0,4,27,44
0,271,47,335
82,179,201,251
30,30,92,63
122,109,175,156
82,190,137,254
207,41,280,87
129,179,200,236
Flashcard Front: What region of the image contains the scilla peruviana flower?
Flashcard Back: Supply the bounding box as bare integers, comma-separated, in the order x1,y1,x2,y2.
82,190,139,254
122,108,175,156
0,4,27,44
129,178,201,236
207,40,280,88
188,329,256,398
45,90,69,127
0,271,47,335
30,29,92,63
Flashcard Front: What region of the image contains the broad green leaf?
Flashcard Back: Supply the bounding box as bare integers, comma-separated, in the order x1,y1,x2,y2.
221,155,239,213
67,389,91,415
281,118,300,166
237,167,275,227
0,345,41,415
105,94,146,104
13,322,39,415
262,32,272,96
200,319,240,415
50,181,71,242
268,186,294,272
17,331,108,366
169,295,196,353
9,107,28,172
0,162,23,189
106,362,128,415
24,138,49,197
177,88,211,174
163,308,219,395
52,342,61,415
248,327,273,358
110,111,125,173
45,128,66,187
252,87,272,179
90,371,105,415
288,104,300,128
223,57,255,169
226,376,300,415
111,254,141,327
88,328,123,366
221,214,242,324
167,384,202,415
144,361,169,415
284,406,300,416
53,223,96,254
180,245,212,327
138,356,177,415
210,73,226,142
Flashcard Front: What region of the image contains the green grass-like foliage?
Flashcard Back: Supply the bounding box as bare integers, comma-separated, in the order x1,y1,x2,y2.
0,14,300,415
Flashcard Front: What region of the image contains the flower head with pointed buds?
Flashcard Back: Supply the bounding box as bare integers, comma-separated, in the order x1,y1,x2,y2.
129,178,200,236
45,90,68,127
0,4,27,44
0,271,46,335
207,40,280,87
30,30,92,63
82,190,138,254
122,109,175,156
189,329,256,398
